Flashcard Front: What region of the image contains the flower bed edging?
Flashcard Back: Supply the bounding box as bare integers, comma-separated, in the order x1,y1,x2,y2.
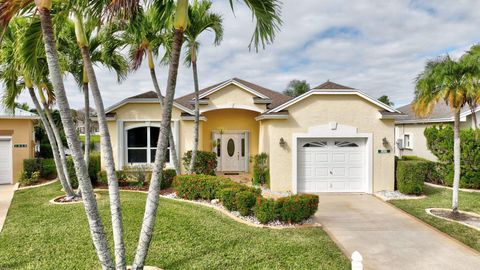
374,190,426,201
425,208,480,231
49,193,101,205
424,182,480,193
17,179,58,190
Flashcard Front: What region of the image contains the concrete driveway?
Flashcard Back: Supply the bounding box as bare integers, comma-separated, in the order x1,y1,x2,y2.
315,194,480,270
0,184,16,233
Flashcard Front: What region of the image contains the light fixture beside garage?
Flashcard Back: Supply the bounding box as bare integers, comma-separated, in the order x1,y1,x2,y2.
279,137,286,148
382,137,389,148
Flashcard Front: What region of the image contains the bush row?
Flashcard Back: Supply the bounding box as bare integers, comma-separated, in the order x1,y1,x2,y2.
66,154,101,188
173,174,319,224
182,151,218,175
396,159,428,195
97,168,176,190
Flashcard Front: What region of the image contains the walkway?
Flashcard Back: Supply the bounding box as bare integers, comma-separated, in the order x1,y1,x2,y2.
0,184,16,233
315,194,480,270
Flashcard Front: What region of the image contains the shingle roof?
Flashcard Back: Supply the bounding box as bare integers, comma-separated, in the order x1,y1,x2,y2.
313,81,354,90
174,78,292,110
396,101,472,122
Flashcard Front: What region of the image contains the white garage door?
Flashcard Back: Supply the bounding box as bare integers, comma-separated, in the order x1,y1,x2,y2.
298,138,367,193
0,138,12,184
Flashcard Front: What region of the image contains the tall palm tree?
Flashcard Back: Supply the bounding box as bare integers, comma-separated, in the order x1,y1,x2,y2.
121,4,183,174
184,0,223,174
414,56,469,213
0,17,76,198
461,45,480,129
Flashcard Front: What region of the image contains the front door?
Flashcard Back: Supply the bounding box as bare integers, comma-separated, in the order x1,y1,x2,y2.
220,133,246,172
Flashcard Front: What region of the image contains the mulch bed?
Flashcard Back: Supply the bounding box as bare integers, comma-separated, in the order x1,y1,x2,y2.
430,209,480,229
53,195,84,203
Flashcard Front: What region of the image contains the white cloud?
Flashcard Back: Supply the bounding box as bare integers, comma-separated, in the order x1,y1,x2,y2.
13,0,480,109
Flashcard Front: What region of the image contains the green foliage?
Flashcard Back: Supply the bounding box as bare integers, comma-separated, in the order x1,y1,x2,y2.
275,195,319,223
23,159,42,178
377,95,394,106
173,174,231,200
39,144,53,158
283,79,310,97
253,198,278,224
41,159,57,179
424,126,480,188
235,191,258,216
19,170,40,186
182,150,217,175
396,160,427,195
218,187,239,211
66,154,103,188
123,165,151,186
161,169,177,190
252,153,269,186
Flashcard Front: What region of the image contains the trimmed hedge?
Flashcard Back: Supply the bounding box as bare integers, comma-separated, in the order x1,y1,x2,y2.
23,158,57,180
173,174,319,224
276,194,319,223
182,151,218,175
66,154,102,188
252,153,269,187
41,159,57,179
96,168,176,189
396,160,427,195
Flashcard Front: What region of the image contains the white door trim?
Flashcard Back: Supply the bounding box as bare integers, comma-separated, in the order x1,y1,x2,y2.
292,123,373,194
0,136,13,185
212,130,249,172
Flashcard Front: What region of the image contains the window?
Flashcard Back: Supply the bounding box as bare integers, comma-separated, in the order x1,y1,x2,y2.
335,141,359,147
404,134,411,149
302,141,327,148
127,126,170,164
227,139,235,157
241,138,245,157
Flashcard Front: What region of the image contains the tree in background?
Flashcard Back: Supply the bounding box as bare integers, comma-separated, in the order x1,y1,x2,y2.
283,79,310,97
461,45,480,129
378,95,394,107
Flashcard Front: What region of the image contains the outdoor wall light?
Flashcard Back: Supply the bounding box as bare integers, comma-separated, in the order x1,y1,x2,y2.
279,137,286,148
382,137,389,148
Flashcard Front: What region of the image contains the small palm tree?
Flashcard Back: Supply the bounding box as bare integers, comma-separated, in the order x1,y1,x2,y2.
414,55,469,213
461,45,480,129
184,0,223,174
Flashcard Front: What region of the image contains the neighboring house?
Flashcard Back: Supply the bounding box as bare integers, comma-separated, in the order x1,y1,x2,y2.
76,108,99,135
0,106,38,184
104,78,403,193
395,102,479,161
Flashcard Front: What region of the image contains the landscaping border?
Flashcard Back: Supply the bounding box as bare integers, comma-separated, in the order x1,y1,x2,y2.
17,179,58,190
425,208,480,232
49,193,101,205
424,182,480,193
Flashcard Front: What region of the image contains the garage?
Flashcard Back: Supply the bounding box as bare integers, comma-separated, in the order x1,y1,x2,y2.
0,138,12,185
297,138,368,193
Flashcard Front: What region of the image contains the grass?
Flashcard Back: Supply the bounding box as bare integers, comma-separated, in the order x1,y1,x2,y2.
0,183,349,270
79,134,100,143
390,185,480,252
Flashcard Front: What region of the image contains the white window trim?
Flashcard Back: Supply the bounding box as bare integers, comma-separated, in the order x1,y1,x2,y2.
403,133,413,150
123,122,176,169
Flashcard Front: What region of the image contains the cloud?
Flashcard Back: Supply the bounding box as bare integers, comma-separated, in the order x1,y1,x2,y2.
13,0,480,109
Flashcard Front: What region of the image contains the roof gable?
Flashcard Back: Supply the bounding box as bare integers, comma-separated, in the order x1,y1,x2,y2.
313,81,354,90
105,91,194,114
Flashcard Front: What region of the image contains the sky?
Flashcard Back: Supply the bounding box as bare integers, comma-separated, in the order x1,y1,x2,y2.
15,0,480,109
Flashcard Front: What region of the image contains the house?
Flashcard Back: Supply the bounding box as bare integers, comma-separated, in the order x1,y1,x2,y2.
104,78,404,193
0,106,38,184
395,102,479,161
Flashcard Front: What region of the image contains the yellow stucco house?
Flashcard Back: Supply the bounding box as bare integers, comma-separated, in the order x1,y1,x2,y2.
395,102,479,161
0,106,38,184
104,78,404,193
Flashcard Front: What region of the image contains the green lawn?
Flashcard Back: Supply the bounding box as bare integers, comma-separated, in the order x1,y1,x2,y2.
0,183,349,270
79,134,100,143
390,185,480,251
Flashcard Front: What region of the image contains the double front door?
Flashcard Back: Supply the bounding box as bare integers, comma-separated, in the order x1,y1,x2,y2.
212,132,248,172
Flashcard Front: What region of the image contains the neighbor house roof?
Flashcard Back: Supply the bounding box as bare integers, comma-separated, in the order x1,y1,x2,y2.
396,101,478,124
313,81,354,90
174,77,292,110
0,106,39,119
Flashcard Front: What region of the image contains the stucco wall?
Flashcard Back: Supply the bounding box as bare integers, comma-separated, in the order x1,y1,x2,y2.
0,119,35,183
202,109,260,172
261,95,395,193
395,123,444,161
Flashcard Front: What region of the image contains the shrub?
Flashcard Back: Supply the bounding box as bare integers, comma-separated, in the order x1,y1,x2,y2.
161,169,176,190
124,165,151,186
173,174,229,200
19,170,40,186
23,159,42,177
275,194,319,223
39,144,53,158
253,198,277,224
396,160,427,195
66,154,103,188
96,170,131,185
252,153,269,187
218,187,241,211
236,191,257,216
424,126,480,189
182,151,217,175
41,159,57,179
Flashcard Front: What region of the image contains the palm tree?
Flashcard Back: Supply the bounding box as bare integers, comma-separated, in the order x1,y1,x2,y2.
121,4,183,174
184,0,223,174
283,79,310,97
461,45,480,129
0,17,76,198
414,55,469,213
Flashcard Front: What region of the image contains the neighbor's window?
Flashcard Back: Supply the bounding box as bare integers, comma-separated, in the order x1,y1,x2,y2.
404,134,411,149
127,126,170,164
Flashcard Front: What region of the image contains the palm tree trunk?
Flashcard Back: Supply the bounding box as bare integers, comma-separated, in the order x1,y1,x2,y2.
189,59,200,174
79,45,126,270
132,28,184,269
38,7,114,269
452,110,461,212
147,56,180,175
470,105,478,129
28,88,75,197
84,82,91,166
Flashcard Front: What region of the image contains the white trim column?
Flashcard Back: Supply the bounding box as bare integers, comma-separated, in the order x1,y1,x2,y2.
116,120,124,170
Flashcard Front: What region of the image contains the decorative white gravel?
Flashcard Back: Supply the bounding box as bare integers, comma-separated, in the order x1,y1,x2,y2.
161,192,315,228
375,190,425,201
257,186,291,198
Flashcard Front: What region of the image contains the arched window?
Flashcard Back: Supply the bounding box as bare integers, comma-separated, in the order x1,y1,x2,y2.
127,126,170,164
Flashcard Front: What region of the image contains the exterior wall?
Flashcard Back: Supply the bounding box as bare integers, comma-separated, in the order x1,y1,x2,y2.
201,109,260,172
262,95,395,193
394,123,444,161
0,119,35,183
200,84,267,113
